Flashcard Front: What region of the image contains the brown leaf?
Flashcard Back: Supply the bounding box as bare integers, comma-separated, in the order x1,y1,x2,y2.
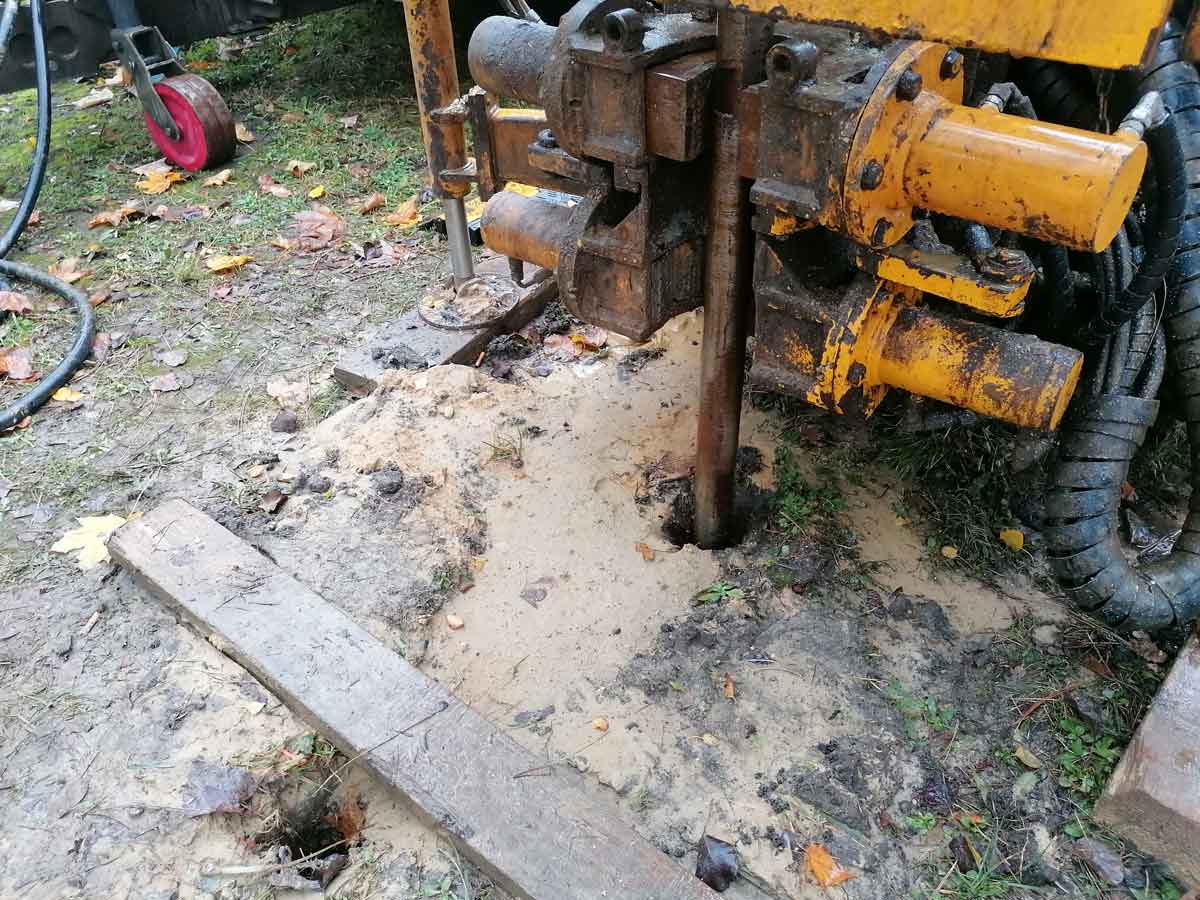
592,717,609,732
1081,655,1114,679
1129,631,1168,665
384,194,420,228
0,291,34,314
1120,481,1138,502
88,289,111,308
73,86,114,109
87,205,141,229
91,332,113,363
358,192,385,214
806,844,854,887
148,372,194,392
331,796,366,842
288,160,317,178
634,542,655,561
26,210,42,227
203,169,234,187
349,163,373,178
287,205,346,252
543,333,583,360
258,175,292,199
723,673,736,700
258,489,286,514
157,349,189,367
571,325,608,351
49,257,91,284
235,122,256,143
0,347,35,381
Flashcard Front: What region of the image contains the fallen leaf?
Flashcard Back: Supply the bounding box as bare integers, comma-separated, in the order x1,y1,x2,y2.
87,205,141,228
592,717,609,732
895,515,912,526
280,111,304,124
88,290,111,308
287,205,346,252
132,159,171,177
49,257,91,284
157,349,189,367
0,348,35,381
543,333,583,360
270,237,296,251
1014,744,1042,769
149,372,194,392
73,86,114,109
940,545,959,560
700,733,718,746
308,185,326,200
1120,481,1138,502
806,843,855,887
266,377,309,409
446,613,465,630
571,325,608,351
259,489,286,514
203,169,233,187
1081,655,1114,679
634,541,655,561
105,64,133,86
331,795,366,841
339,115,360,129
183,762,259,816
50,514,126,570
999,528,1025,552
205,254,253,274
235,122,256,143
26,209,42,226
91,332,114,363
356,239,409,268
723,673,736,700
136,169,185,195
1129,631,1168,665
358,192,385,214
51,387,83,403
258,175,292,198
0,291,33,313
384,194,420,228
349,163,373,178
288,160,317,178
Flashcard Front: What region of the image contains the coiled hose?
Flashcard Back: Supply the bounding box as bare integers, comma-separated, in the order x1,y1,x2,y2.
0,0,94,431
1041,21,1200,630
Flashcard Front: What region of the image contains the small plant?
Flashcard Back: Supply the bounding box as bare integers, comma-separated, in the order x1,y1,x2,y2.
630,786,655,812
308,381,349,422
882,678,956,738
485,430,524,468
417,875,459,899
1055,718,1121,800
905,811,938,834
432,561,471,594
772,446,845,532
693,580,745,606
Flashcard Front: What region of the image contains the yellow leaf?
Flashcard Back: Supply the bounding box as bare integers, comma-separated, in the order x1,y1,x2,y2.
50,514,127,570
87,206,140,229
806,843,855,887
700,733,718,746
51,387,83,403
384,194,421,228
308,185,326,200
235,122,256,143
358,192,385,214
592,717,609,732
723,673,736,700
288,160,317,178
270,237,296,251
203,169,233,187
999,528,1025,552
1014,744,1042,769
205,254,253,273
136,170,185,195
634,541,655,561
463,196,486,221
895,515,911,527
940,545,959,559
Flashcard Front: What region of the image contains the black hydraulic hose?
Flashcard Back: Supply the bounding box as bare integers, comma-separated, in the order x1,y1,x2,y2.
1043,20,1200,630
0,0,95,431
0,260,94,430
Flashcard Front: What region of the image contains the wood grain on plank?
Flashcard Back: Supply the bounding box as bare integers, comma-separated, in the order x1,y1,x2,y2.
111,499,718,900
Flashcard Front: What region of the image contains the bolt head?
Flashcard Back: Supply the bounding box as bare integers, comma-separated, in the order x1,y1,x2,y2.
536,129,558,149
860,160,884,190
940,49,964,80
896,68,923,101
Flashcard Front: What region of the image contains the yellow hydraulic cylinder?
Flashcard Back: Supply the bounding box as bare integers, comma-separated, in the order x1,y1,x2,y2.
904,105,1147,253
875,304,1083,431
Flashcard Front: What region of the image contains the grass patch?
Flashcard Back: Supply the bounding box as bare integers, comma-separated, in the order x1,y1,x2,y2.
771,445,845,533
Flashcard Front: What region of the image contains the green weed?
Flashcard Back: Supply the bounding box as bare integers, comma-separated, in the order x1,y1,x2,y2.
692,580,745,606
1055,718,1121,801
772,445,845,532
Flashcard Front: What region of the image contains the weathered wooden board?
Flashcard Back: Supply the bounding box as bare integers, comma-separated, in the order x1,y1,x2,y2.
333,276,556,394
1096,628,1200,887
110,499,720,900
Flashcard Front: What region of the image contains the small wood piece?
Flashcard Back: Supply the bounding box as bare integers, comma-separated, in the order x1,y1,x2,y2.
110,500,719,900
1095,629,1200,887
333,274,556,394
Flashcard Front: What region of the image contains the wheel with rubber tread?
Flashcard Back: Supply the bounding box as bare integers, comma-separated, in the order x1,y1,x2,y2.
142,74,236,172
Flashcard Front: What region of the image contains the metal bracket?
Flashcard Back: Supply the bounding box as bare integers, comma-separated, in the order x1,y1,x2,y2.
110,25,187,140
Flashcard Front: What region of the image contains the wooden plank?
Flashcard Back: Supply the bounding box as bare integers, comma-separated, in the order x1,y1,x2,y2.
1096,628,1200,887
110,500,720,900
333,276,557,394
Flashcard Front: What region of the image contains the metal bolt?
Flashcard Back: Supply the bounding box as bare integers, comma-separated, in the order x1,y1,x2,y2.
768,40,820,86
871,219,891,245
536,129,558,149
940,49,964,81
602,8,645,53
860,160,884,190
896,68,923,101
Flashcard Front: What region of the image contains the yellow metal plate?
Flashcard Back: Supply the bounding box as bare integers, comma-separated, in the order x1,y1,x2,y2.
723,0,1171,70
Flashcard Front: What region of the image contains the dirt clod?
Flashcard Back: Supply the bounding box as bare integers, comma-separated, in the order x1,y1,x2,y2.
695,835,739,891
271,410,300,433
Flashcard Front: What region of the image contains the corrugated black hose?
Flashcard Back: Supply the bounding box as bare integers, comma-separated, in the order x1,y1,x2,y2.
1042,22,1200,630
0,0,95,431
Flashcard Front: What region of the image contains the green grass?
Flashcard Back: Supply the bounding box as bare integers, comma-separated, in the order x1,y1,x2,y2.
692,579,745,606
772,445,846,532
882,677,957,740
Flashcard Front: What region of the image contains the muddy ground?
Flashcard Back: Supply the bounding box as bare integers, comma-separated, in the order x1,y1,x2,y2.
0,5,1192,900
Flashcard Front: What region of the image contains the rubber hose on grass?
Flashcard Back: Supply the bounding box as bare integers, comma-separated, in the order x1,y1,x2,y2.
0,0,95,430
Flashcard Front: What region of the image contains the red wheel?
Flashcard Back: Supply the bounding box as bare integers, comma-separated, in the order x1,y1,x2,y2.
143,74,236,172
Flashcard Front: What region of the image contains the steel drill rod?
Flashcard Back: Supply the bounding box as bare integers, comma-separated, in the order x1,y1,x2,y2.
694,111,750,549
442,197,475,288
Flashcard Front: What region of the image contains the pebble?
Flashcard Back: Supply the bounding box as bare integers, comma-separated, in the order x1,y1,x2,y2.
1032,624,1060,647
306,474,332,494
271,410,300,434
372,468,404,495
695,835,739,892
1072,838,1126,886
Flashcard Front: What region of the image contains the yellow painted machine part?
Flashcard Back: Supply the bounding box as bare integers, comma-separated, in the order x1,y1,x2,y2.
871,254,1030,318
874,304,1084,431
905,105,1147,253
722,0,1170,69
